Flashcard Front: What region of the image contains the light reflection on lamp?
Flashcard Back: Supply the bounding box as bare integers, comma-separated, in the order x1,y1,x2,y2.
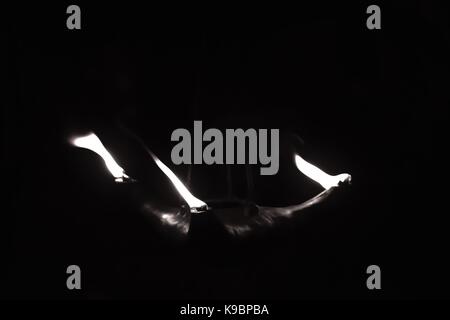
213,153,352,236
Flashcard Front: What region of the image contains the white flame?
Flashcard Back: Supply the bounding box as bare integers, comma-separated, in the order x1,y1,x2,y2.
152,156,207,212
71,133,130,182
295,154,351,190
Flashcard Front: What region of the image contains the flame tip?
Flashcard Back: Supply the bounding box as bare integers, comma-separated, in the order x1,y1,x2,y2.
294,152,351,190
71,132,130,181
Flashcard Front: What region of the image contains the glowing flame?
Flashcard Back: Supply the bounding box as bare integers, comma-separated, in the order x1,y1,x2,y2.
71,133,130,182
152,155,207,213
295,154,351,190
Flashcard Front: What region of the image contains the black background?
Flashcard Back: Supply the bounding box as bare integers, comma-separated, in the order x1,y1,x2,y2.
4,1,450,299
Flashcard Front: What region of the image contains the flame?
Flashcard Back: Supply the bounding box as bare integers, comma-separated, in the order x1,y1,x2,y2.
295,154,351,190
151,155,207,213
71,133,130,182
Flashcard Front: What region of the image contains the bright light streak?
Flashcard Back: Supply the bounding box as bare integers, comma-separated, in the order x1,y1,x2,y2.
71,133,130,182
295,154,351,190
152,155,207,213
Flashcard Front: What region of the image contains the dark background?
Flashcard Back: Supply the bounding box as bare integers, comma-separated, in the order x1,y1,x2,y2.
4,1,450,299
